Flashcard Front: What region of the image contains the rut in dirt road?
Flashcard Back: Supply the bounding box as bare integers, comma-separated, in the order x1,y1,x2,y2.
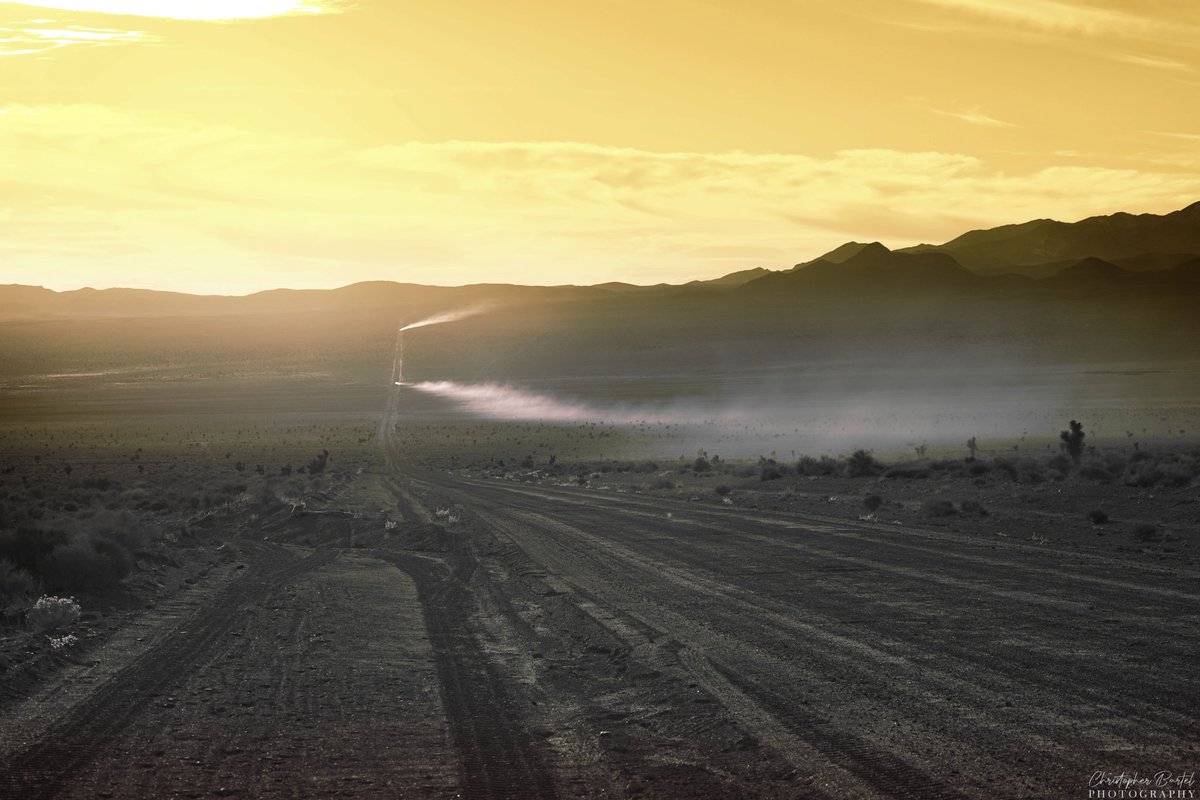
423,473,1200,800
380,535,559,800
0,547,339,800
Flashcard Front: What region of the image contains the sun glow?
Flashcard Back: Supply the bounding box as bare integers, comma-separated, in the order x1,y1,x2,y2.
5,1,345,21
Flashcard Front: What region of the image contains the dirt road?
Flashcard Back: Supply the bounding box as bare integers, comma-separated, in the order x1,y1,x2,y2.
395,471,1199,799
3,461,1196,798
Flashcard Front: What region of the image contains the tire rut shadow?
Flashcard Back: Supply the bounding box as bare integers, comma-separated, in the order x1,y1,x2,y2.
377,536,558,800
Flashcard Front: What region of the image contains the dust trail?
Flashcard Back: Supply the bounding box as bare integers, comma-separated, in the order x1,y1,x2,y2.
391,331,401,383
403,380,744,425
400,305,492,332
396,331,405,384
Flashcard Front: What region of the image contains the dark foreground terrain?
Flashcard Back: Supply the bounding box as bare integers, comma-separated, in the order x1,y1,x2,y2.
1,385,1197,800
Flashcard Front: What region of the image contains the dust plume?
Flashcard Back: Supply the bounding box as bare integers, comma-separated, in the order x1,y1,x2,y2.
399,305,493,332
404,380,744,425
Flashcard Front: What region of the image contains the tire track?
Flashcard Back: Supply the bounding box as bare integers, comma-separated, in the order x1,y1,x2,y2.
0,546,339,800
471,506,972,800
461,478,1196,600
377,538,558,800
455,492,1195,799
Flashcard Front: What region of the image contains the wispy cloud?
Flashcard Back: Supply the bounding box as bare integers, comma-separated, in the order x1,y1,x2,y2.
930,106,1017,128
3,1,349,21
1109,52,1194,72
903,0,1158,36
0,21,154,55
1144,130,1200,142
2,104,1198,292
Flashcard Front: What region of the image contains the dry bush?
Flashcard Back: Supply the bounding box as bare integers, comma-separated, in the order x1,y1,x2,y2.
797,456,839,477
0,558,37,614
1077,463,1115,481
959,500,987,517
27,595,81,632
921,499,957,517
968,462,991,477
1047,454,1074,475
1122,460,1163,488
39,532,134,594
1132,523,1160,542
845,450,878,478
760,460,783,481
0,527,68,575
884,463,931,479
991,458,1019,481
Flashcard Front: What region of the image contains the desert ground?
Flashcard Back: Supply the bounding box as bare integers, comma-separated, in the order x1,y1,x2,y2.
0,349,1197,800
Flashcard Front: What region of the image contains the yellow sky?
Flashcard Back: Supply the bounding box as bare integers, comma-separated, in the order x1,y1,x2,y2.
1,0,1198,293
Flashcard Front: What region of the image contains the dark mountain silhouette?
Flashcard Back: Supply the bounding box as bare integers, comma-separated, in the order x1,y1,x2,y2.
899,201,1200,270
792,241,875,269
975,252,1200,279
744,242,983,296
2,200,1198,323
691,267,773,287
1054,257,1127,281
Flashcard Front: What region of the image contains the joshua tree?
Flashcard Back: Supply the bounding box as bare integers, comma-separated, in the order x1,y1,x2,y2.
1060,420,1085,465
966,437,978,461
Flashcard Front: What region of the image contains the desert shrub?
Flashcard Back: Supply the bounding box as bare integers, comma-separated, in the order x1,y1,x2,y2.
651,478,675,490
735,465,758,479
714,485,732,497
759,459,783,481
1128,449,1153,463
1158,464,1192,488
960,500,987,516
797,456,838,477
1087,509,1109,524
0,527,68,574
27,595,81,632
41,535,133,593
86,510,151,553
884,464,930,479
845,450,878,478
991,458,1018,481
968,462,991,477
863,494,883,512
1132,523,1160,542
692,457,712,473
633,461,658,474
307,449,329,474
1122,461,1163,488
921,499,957,517
1078,463,1114,481
1012,458,1046,484
0,558,37,613
1047,454,1074,475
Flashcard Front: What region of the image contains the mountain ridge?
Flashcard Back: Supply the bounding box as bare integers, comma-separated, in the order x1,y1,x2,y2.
3,200,1197,319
